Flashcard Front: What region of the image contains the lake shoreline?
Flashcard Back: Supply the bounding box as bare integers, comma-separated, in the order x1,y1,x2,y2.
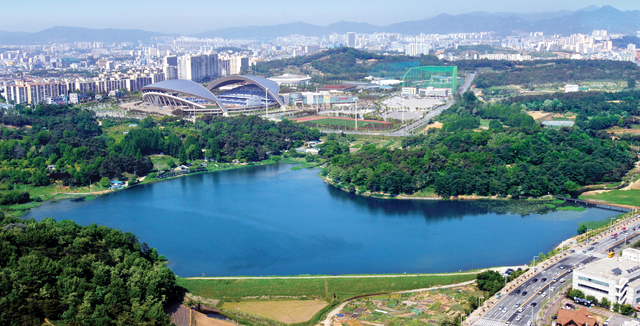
3,158,308,217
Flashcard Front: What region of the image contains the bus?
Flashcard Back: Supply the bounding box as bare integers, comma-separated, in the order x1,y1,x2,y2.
574,297,593,307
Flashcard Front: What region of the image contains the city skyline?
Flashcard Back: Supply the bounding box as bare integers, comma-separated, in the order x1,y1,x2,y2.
2,1,640,35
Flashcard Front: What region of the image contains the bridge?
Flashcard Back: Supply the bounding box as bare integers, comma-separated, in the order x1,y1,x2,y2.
554,196,633,212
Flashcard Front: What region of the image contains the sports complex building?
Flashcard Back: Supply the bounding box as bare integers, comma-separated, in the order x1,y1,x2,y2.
141,75,284,116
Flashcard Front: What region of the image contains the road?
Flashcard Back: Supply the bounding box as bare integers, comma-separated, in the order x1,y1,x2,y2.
321,73,476,137
393,73,475,136
473,223,640,326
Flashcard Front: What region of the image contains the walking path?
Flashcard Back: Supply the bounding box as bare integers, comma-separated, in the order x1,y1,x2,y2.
188,266,526,280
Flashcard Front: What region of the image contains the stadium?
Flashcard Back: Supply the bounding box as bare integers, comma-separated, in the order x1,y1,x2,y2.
140,75,284,116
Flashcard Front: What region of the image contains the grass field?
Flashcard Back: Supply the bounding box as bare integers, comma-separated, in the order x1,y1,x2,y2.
176,274,477,301
221,301,328,324
579,189,640,207
305,118,385,128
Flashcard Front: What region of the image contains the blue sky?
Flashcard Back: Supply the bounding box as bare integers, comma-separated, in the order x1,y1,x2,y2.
2,0,640,34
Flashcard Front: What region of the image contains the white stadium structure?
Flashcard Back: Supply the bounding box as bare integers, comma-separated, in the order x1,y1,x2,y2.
141,75,284,116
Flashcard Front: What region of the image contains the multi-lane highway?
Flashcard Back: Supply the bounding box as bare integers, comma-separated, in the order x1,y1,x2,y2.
474,222,640,326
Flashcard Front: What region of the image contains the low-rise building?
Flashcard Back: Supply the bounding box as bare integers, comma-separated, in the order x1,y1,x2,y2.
573,248,640,304
557,307,598,326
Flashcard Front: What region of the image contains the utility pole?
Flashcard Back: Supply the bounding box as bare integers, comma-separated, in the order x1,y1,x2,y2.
265,88,268,120
355,99,358,131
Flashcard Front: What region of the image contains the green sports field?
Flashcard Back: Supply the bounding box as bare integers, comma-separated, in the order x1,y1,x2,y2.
303,118,386,128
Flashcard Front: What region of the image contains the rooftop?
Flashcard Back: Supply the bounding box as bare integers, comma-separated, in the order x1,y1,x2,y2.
557,307,597,326
577,258,640,281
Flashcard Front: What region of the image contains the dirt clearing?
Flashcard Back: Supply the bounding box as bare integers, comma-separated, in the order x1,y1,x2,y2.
222,300,327,324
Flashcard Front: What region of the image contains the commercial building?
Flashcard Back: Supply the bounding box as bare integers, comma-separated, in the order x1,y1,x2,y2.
573,248,640,304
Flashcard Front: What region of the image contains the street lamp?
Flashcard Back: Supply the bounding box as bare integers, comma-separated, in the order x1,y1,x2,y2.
457,311,463,326
587,229,593,245
478,296,484,309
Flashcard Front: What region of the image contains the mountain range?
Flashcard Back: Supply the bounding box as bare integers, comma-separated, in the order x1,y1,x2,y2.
0,6,639,45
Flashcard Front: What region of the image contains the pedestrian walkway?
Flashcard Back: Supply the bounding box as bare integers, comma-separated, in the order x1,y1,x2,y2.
474,317,507,326
587,306,613,318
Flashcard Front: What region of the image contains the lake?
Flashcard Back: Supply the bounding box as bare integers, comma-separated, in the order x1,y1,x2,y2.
23,164,618,277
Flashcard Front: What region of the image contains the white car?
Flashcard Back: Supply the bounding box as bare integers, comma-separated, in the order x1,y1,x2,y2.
516,316,522,321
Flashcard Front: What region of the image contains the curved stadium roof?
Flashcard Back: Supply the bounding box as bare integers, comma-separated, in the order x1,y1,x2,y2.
141,79,222,104
207,75,284,107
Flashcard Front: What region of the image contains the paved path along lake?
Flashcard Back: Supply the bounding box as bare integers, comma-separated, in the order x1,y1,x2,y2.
24,164,618,277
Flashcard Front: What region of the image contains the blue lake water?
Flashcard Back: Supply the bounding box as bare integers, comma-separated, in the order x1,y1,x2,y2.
23,164,618,277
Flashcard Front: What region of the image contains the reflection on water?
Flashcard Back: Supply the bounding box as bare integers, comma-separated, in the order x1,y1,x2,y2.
24,164,617,277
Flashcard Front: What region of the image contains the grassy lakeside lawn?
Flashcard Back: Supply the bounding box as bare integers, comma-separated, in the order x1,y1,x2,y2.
176,273,477,301
579,189,640,207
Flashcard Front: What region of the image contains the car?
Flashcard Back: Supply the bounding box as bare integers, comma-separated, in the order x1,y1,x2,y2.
505,322,511,325
552,278,557,282
504,308,509,313
499,305,504,310
531,303,538,307
515,303,521,308
582,250,587,254
514,290,521,294
588,247,595,251
532,278,538,282
559,265,565,269
541,292,547,297
566,303,575,309
560,278,565,283
579,263,584,267
569,249,575,253
541,278,547,282
516,316,522,321
527,321,533,326
592,242,598,245
517,308,524,313
550,287,556,292
522,291,528,296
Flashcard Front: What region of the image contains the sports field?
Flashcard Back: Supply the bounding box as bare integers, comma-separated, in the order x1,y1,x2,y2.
294,116,389,128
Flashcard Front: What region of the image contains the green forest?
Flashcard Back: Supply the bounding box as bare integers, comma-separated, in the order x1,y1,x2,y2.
474,60,640,88
0,105,320,190
322,92,637,197
505,90,640,130
0,214,180,325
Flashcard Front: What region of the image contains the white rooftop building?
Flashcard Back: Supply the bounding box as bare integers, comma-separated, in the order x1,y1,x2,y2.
573,248,640,305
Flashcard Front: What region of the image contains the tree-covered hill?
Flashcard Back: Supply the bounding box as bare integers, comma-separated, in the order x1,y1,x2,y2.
322,92,637,197
0,214,180,325
474,60,640,88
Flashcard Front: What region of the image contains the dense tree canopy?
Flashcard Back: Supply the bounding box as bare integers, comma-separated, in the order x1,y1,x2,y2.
0,105,152,187
0,215,179,325
474,60,640,88
323,92,637,197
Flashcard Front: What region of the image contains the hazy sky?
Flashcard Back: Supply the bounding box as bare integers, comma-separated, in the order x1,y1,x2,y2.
2,0,640,34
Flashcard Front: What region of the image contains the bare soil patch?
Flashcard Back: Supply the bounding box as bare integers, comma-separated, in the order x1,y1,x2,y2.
222,300,328,324
527,111,551,120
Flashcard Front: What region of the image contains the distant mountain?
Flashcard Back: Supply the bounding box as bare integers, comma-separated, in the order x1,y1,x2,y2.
192,21,381,39
385,13,533,35
193,6,640,39
0,26,166,45
1,6,640,45
531,5,640,35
